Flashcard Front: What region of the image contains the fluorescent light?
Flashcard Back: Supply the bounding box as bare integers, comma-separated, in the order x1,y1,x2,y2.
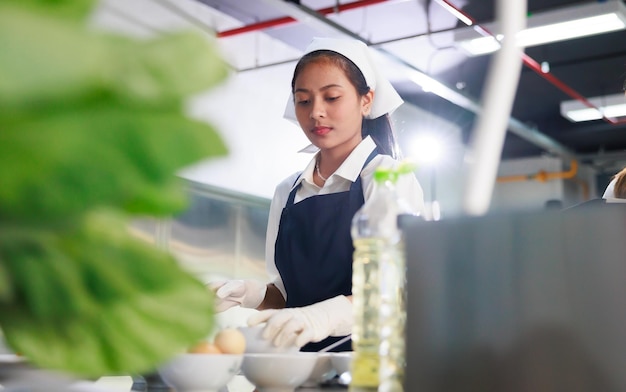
560,93,626,122
409,134,444,165
517,13,625,47
408,70,452,96
455,1,626,56
457,34,502,56
565,108,604,122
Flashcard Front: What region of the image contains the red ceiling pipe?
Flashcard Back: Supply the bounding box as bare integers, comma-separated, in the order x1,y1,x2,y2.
435,1,625,125
216,0,390,38
521,54,626,125
217,16,294,37
521,54,597,108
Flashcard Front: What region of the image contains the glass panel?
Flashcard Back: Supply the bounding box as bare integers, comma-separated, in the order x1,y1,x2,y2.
163,181,271,283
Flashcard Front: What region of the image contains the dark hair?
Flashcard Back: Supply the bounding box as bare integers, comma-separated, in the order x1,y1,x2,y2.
291,50,401,159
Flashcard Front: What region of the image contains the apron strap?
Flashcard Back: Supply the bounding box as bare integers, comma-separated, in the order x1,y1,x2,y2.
285,148,380,207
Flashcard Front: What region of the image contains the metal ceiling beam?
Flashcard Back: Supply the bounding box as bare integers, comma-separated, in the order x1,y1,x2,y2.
577,150,626,171
256,0,367,40
216,0,391,38
254,0,578,161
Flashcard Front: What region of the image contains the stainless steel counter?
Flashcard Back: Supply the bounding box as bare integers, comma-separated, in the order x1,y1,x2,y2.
1,374,348,392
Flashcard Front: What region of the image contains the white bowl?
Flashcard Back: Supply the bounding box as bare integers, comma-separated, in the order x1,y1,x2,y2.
302,353,333,387
241,353,318,392
158,353,242,392
330,351,353,375
238,325,299,354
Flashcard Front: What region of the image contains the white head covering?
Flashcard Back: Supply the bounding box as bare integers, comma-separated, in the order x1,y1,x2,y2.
602,178,616,199
601,177,626,203
284,37,403,121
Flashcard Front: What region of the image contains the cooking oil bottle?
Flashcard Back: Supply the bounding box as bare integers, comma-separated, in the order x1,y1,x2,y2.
350,235,384,391
350,164,417,392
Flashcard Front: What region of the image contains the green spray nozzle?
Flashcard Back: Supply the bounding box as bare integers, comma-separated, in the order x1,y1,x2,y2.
373,159,418,184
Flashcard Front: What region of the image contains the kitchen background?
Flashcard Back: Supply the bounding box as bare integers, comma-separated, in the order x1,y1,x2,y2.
95,0,626,325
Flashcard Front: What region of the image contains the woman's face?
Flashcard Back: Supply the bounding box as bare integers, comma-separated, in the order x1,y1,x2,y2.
293,59,373,155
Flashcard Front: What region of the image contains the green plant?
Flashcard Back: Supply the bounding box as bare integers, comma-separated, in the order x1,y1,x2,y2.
0,0,228,377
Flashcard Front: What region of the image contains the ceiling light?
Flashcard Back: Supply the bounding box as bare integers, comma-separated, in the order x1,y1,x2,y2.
408,134,444,165
560,93,626,122
455,0,626,56
457,34,502,56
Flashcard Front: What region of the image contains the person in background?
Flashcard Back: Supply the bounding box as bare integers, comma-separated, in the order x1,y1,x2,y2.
211,38,424,352
602,167,626,200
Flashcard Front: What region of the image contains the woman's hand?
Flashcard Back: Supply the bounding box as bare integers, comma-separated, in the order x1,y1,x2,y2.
247,295,352,347
209,280,267,312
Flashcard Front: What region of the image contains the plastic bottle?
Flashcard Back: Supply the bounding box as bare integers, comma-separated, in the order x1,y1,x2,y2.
350,164,417,392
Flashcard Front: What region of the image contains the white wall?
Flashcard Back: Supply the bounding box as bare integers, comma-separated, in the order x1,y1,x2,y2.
179,64,312,199
491,156,565,212
491,156,597,212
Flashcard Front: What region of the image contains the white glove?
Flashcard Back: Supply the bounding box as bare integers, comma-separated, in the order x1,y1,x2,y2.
210,280,267,312
247,295,352,348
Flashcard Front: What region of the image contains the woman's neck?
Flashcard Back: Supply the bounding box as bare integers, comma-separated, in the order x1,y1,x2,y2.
317,139,362,178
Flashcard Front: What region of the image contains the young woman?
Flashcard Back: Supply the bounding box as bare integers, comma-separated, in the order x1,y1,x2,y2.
213,38,424,352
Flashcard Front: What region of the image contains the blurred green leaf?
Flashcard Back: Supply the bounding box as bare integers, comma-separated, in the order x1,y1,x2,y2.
4,0,96,21
0,104,227,222
0,210,215,376
0,0,228,378
0,258,10,301
105,32,229,107
0,4,228,112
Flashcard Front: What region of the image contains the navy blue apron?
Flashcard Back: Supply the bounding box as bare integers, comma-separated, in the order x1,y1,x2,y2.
274,149,379,352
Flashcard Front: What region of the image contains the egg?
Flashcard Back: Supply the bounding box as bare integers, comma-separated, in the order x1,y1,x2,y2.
214,328,246,354
188,341,222,354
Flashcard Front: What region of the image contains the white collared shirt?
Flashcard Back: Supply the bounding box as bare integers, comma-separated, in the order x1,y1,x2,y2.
265,136,425,299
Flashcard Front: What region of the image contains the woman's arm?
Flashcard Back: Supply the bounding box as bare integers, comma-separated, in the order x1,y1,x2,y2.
258,283,286,310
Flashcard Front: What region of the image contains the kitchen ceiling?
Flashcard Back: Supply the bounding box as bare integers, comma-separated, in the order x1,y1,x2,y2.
96,0,626,175
195,0,626,174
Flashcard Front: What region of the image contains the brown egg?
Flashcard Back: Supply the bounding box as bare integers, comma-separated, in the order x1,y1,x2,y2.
188,341,222,354
214,328,246,354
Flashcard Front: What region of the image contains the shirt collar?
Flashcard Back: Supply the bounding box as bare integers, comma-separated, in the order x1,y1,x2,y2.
298,144,319,154
295,136,377,185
